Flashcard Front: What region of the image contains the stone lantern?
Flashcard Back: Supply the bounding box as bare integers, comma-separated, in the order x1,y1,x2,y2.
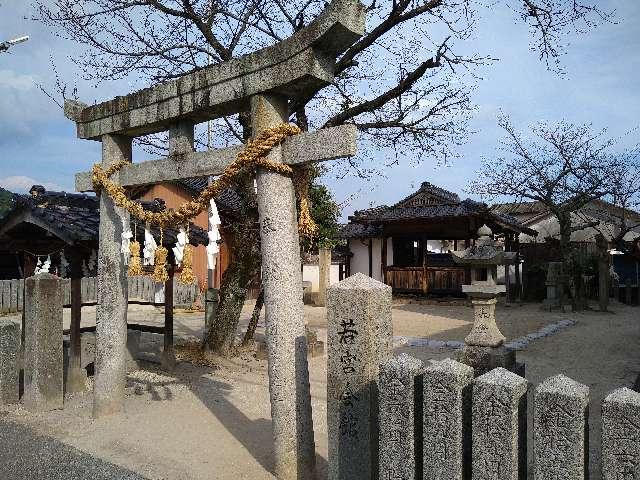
452,225,523,376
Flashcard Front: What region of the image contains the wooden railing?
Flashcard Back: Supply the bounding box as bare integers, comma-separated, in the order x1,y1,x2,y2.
384,266,465,295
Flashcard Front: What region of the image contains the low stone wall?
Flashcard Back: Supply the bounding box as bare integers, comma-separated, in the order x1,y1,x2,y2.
327,274,640,480
378,357,639,480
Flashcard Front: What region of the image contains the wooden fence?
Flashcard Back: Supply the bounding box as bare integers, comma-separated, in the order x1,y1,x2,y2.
0,276,200,314
384,266,466,296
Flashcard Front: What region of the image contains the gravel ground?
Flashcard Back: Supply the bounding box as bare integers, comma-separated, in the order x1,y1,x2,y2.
0,300,638,479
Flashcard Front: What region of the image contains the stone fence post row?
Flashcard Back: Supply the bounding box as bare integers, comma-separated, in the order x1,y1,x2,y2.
327,275,640,480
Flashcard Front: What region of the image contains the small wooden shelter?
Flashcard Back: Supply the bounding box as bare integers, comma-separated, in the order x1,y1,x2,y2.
341,182,537,297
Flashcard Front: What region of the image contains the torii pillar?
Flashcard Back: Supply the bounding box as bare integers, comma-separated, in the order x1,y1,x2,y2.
252,94,316,477
94,134,131,417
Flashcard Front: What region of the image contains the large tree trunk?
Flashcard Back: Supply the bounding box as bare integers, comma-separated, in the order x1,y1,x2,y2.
202,176,261,356
241,287,264,347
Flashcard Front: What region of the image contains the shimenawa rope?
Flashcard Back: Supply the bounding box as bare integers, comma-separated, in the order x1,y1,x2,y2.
91,123,318,238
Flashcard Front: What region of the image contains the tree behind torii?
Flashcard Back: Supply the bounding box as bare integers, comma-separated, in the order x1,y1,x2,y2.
471,117,631,311
34,0,612,352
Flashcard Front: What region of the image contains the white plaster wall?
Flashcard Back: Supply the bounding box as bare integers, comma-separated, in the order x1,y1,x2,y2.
302,264,341,292
519,211,640,244
330,265,340,285
349,239,370,277
303,265,320,291
349,237,392,281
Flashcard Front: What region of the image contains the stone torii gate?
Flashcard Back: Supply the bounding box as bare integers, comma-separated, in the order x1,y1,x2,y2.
64,0,364,477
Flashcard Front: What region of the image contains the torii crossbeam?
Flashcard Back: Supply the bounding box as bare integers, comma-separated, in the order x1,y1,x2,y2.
64,1,365,479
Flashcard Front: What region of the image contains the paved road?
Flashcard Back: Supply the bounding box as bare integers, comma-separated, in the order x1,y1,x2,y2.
0,419,147,480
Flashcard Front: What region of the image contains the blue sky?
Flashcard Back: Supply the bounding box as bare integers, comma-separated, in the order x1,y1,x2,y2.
0,1,638,220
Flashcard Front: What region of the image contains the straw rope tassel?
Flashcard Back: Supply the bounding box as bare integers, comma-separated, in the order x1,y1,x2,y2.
153,229,170,283
293,165,317,239
128,223,143,277
178,224,196,285
179,244,196,285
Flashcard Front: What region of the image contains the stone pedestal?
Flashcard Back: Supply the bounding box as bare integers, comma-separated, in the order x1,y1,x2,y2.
458,289,520,377
602,388,640,480
534,375,589,480
0,319,20,405
458,345,519,378
423,358,474,480
378,354,424,480
24,274,64,412
464,296,505,347
473,368,528,480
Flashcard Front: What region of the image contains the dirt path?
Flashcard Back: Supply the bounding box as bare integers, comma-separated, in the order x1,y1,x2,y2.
1,301,637,479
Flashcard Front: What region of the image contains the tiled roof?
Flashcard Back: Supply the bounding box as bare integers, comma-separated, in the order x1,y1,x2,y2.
394,181,460,207
1,190,208,246
339,223,383,239
345,183,537,237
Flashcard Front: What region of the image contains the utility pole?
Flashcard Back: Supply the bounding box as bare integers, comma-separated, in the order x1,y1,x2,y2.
0,35,29,53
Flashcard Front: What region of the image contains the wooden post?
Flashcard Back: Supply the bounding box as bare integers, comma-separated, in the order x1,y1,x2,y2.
162,252,175,370
422,236,429,296
317,247,332,307
368,238,373,278
515,242,522,303
505,235,512,304
464,238,471,285
66,252,86,392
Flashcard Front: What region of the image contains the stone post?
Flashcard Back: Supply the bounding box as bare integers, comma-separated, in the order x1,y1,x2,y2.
0,319,20,405
327,273,392,480
423,358,474,480
251,93,315,479
317,247,332,307
473,367,528,480
94,134,131,418
168,120,195,156
534,375,589,480
378,353,424,480
544,262,562,310
602,388,640,480
24,273,64,412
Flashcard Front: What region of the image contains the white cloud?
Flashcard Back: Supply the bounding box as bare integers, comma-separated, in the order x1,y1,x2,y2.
0,176,63,193
0,70,37,91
